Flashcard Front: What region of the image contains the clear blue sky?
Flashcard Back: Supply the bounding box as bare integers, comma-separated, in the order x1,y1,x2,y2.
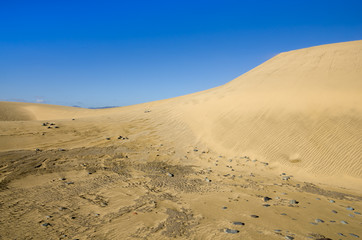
1,0,361,107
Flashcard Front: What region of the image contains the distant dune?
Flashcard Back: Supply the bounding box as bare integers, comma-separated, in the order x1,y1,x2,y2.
1,40,361,180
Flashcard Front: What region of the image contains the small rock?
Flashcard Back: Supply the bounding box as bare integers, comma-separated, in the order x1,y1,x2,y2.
250,215,259,218
349,233,359,238
289,200,298,204
281,213,287,216
232,222,245,225
263,197,272,202
106,137,111,140
315,219,324,223
222,206,227,209
282,176,291,180
263,204,271,207
285,236,294,240
225,228,239,234
341,220,348,224
354,211,361,215
281,173,286,175
332,210,337,213
316,198,321,200
65,182,74,185
310,222,317,225
274,229,282,233
329,199,335,203
338,233,346,237
42,223,51,227
166,172,174,177
205,177,211,183
349,214,355,217
346,207,354,211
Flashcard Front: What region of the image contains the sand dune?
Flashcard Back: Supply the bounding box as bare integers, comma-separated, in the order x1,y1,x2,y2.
0,40,361,239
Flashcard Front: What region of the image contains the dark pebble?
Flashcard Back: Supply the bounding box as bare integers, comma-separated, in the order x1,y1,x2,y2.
225,228,239,234
250,215,259,218
338,233,346,237
281,213,287,216
274,229,282,233
332,210,337,213
233,222,245,225
285,236,294,240
354,211,361,215
346,207,354,211
315,219,324,223
263,197,272,202
289,200,298,204
263,204,271,207
349,233,359,238
222,206,227,209
341,220,348,224
42,223,51,227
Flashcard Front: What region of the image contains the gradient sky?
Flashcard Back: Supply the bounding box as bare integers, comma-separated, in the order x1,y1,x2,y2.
1,0,362,108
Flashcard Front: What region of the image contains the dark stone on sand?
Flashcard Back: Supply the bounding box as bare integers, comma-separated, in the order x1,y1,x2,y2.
233,222,245,225
54,126,59,128
331,210,337,213
341,220,348,224
274,229,282,233
263,204,270,207
281,213,287,215
289,200,298,204
65,182,74,185
349,233,359,238
106,137,111,140
250,215,259,218
166,172,174,177
349,214,355,217
316,198,321,200
315,219,324,223
338,233,346,237
71,216,76,219
329,200,335,203
42,223,51,227
354,212,361,215
222,206,227,209
225,228,239,234
263,197,272,202
285,236,294,240
346,207,354,211
42,123,47,126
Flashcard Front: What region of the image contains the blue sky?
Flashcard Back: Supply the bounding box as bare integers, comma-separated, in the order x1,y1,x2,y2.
1,0,361,107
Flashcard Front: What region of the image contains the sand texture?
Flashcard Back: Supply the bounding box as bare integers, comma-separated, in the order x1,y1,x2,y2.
0,40,361,239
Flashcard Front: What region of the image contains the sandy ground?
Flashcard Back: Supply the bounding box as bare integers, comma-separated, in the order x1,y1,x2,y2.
0,40,361,239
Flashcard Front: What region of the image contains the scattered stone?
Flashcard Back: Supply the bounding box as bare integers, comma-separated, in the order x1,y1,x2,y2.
45,215,52,219
349,233,359,238
282,176,291,180
47,126,52,129
60,177,66,181
222,206,227,209
58,148,66,151
263,196,272,202
331,210,337,213
59,207,67,211
329,200,335,203
65,182,74,185
54,126,59,128
106,137,111,140
274,229,282,233
346,207,354,211
50,123,55,126
250,215,259,218
349,214,355,217
285,236,294,240
232,222,245,226
315,219,324,223
42,123,47,126
72,118,75,120
263,204,271,207
310,222,317,225
281,213,287,216
71,216,76,219
338,233,346,237
42,223,51,227
205,177,211,183
35,148,41,152
330,220,336,222
225,228,239,234
281,173,286,175
341,220,348,224
166,172,174,177
316,198,321,200
289,200,299,204
354,212,361,215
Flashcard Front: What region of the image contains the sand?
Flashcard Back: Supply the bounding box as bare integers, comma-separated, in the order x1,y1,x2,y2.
0,40,361,239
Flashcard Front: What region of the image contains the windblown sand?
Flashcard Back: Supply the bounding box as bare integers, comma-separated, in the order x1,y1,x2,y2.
0,40,361,239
